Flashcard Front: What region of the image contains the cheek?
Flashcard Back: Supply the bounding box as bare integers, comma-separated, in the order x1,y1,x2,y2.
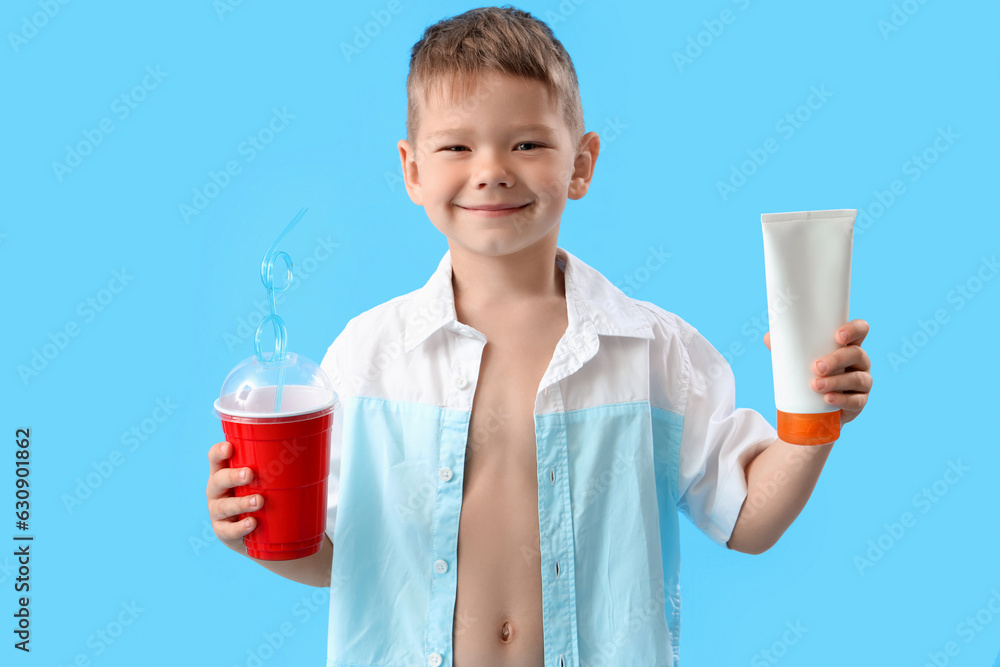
534,174,569,207
425,163,463,199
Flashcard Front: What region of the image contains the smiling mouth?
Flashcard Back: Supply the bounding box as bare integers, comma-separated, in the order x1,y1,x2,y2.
458,202,531,217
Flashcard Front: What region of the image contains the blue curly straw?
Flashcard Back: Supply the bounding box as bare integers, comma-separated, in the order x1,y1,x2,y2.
253,207,309,412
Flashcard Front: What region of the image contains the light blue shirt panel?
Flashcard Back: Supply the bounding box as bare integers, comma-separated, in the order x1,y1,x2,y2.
326,398,685,667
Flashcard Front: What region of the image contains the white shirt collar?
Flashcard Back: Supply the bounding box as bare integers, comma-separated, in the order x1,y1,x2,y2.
403,246,655,354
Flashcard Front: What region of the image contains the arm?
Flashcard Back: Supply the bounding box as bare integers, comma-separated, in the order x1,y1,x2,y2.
728,319,872,554
245,534,334,588
726,438,832,554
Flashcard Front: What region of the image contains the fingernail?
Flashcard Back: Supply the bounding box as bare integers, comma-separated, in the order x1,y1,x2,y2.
250,495,257,507
240,468,247,480
815,378,826,390
817,361,828,374
244,518,252,529
838,331,848,343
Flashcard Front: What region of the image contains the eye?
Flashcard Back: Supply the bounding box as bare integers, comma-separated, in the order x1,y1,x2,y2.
515,142,542,151
441,145,469,152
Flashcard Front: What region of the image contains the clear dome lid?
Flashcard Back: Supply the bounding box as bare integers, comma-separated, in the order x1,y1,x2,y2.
213,351,338,422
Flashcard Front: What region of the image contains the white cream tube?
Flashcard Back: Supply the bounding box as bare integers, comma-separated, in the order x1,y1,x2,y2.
761,209,855,445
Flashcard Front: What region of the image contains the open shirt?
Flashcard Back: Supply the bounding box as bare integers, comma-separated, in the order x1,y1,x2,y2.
321,245,778,667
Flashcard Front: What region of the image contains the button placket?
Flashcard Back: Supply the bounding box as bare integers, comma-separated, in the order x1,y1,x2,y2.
538,380,578,667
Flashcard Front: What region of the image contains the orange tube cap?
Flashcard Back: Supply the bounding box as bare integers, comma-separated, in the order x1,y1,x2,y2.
777,409,841,445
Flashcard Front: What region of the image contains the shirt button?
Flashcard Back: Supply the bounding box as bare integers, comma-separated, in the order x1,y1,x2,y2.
434,559,448,574
438,467,453,482
428,652,443,666
453,374,468,389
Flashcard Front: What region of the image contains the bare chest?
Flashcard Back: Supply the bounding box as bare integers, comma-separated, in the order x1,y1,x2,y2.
451,310,567,666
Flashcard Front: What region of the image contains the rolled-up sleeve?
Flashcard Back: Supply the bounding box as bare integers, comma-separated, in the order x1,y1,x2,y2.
676,324,777,547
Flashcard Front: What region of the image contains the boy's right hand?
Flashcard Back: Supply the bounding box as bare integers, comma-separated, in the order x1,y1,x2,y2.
206,441,264,555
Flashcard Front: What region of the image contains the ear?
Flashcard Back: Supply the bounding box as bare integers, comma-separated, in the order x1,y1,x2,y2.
398,139,424,206
567,131,601,200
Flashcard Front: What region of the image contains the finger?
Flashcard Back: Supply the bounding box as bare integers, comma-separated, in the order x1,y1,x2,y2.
214,515,258,543
206,465,254,500
815,344,870,375
821,390,868,412
208,441,234,477
835,319,869,347
812,370,873,394
211,492,264,521
763,331,771,350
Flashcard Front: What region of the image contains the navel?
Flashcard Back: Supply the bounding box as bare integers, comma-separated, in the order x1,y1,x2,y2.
499,620,514,644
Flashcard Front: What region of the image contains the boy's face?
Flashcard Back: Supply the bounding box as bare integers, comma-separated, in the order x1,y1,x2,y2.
398,72,599,259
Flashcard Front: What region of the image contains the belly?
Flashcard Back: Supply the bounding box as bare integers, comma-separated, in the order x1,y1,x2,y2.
453,456,545,667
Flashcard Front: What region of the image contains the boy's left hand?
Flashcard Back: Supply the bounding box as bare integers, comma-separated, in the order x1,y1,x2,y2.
763,319,872,426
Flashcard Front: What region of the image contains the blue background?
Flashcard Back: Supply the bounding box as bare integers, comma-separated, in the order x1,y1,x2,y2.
5,1,999,665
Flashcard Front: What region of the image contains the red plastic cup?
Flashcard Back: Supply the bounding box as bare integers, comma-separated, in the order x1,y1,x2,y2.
219,405,335,560
214,351,339,561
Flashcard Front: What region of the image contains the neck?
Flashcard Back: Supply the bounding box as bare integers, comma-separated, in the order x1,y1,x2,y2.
449,237,565,314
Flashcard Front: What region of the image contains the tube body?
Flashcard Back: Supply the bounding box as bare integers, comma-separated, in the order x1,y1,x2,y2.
761,209,855,445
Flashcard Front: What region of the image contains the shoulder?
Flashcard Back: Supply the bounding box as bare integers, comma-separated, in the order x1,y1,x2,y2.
626,298,706,414
629,298,700,346
320,290,417,375
340,292,414,341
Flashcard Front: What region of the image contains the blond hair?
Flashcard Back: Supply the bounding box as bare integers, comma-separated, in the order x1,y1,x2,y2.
405,5,585,152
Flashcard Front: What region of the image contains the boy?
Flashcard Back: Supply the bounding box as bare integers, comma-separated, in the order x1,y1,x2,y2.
206,6,873,666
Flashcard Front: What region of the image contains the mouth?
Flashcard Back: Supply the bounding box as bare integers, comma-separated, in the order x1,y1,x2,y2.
457,202,532,217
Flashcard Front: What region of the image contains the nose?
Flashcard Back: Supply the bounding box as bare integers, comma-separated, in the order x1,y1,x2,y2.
473,149,514,189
